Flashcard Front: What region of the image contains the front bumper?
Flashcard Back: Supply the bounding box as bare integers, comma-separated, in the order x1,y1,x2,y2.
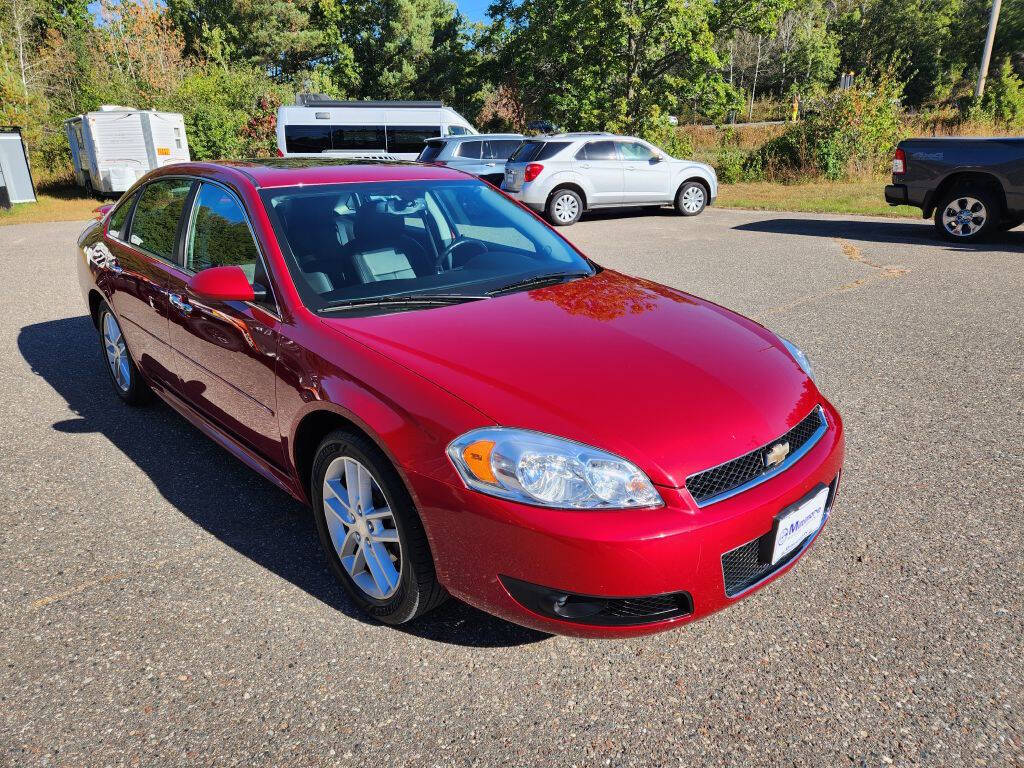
408,401,845,638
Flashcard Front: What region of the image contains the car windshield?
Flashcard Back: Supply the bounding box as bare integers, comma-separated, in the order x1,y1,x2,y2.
261,179,595,313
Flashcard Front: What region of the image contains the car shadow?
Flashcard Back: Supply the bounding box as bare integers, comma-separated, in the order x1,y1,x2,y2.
17,316,549,649
731,217,1024,250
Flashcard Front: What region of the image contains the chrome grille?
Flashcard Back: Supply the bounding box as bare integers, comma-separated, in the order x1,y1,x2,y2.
685,407,827,506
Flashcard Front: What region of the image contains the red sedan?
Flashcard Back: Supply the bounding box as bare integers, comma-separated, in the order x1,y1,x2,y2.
77,160,844,638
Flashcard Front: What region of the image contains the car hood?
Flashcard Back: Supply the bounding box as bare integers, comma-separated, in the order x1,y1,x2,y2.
320,270,818,488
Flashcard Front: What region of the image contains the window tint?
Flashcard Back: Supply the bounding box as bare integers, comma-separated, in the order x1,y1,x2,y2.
619,142,655,160
447,125,471,136
536,142,570,160
455,140,483,159
386,126,439,154
486,140,523,160
332,125,386,151
418,141,446,162
285,125,332,153
578,141,618,161
509,141,543,162
129,179,193,260
107,193,136,240
186,184,262,281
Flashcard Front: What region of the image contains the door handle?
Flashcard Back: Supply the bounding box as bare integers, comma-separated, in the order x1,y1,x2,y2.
168,293,193,314
580,163,591,168
485,162,496,167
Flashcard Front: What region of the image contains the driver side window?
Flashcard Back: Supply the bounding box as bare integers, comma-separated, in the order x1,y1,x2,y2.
186,183,275,309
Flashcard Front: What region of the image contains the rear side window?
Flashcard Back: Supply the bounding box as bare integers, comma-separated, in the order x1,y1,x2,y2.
333,126,386,151
455,140,483,159
128,178,193,260
387,126,439,154
418,141,446,162
107,193,136,240
485,140,523,160
285,125,332,153
576,141,618,161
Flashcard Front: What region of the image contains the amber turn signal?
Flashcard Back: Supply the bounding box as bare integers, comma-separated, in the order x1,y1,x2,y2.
462,439,497,484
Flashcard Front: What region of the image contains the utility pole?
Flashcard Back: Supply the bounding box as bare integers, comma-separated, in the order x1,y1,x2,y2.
975,0,1002,99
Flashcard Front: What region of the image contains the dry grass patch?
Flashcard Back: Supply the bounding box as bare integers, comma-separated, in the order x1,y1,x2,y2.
717,177,920,218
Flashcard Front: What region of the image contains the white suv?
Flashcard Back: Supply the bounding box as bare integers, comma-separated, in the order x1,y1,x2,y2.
500,132,717,226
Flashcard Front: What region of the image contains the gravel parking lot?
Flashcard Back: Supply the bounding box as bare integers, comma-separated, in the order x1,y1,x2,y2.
2,208,1021,767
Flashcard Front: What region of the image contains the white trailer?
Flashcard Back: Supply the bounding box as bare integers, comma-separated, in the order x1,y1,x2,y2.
65,106,190,196
276,95,477,160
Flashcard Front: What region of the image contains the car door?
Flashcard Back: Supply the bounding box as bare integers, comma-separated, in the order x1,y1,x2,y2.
163,181,284,464
619,141,672,203
103,177,195,392
575,141,624,205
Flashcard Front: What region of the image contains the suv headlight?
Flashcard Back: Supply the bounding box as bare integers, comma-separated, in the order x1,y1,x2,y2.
447,428,662,509
780,336,816,382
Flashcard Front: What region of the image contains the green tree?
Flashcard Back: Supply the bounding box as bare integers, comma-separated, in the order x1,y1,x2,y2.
983,57,1024,127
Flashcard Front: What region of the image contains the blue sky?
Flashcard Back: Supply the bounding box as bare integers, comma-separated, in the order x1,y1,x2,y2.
456,0,491,22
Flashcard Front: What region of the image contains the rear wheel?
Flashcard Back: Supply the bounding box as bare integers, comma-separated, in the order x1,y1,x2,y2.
98,303,151,405
934,186,1000,242
311,429,446,624
546,188,582,226
674,182,707,216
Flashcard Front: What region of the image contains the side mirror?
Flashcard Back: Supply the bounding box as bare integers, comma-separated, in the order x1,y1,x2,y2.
187,265,255,303
649,156,662,165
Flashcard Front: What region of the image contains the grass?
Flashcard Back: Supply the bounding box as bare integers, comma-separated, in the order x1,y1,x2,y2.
0,181,103,226
717,176,921,218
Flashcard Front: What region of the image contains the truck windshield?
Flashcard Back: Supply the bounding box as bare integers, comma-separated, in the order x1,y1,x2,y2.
261,179,594,313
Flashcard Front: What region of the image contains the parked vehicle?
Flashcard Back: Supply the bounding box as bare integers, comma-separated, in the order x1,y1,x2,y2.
417,134,524,185
501,132,717,225
885,137,1024,241
0,126,36,207
65,107,190,196
276,94,476,160
78,159,843,638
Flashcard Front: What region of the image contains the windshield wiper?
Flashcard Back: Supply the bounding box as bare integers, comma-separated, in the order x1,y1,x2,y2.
487,271,592,296
318,293,490,313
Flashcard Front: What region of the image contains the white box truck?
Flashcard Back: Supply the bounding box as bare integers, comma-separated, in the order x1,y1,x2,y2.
65,106,190,196
276,95,477,160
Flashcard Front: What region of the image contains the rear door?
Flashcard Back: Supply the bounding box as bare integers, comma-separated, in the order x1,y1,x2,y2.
105,177,195,392
163,181,284,464
618,141,672,202
576,141,624,205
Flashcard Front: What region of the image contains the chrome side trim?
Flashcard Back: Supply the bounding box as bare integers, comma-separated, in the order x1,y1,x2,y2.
690,406,828,508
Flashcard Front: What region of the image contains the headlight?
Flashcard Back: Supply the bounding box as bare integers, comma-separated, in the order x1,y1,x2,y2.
780,336,816,382
447,428,663,509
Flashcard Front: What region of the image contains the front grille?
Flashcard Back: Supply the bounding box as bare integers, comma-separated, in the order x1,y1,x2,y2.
685,407,826,506
600,594,693,621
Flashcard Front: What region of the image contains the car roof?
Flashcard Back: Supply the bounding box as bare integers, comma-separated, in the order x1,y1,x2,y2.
430,133,524,142
527,132,643,143
159,158,475,189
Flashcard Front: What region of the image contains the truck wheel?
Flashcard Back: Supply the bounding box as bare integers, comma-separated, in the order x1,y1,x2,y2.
934,186,1000,242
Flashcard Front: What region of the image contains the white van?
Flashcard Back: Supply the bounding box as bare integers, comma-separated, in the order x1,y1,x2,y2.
65,106,190,196
276,95,477,160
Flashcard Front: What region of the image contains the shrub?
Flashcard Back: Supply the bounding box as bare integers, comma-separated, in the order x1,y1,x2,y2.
713,147,746,183
982,58,1024,128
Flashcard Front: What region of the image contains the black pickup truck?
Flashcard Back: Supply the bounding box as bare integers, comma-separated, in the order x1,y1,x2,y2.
885,137,1024,241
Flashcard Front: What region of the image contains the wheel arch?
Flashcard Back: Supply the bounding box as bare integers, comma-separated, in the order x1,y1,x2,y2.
676,175,711,201
546,182,588,211
925,171,1006,219
88,288,106,328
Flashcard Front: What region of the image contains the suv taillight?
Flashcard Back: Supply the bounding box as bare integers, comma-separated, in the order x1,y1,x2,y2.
524,163,544,182
892,148,906,175
276,148,285,157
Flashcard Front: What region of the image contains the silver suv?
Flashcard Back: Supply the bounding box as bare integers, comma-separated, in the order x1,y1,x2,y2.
417,134,524,186
501,132,717,226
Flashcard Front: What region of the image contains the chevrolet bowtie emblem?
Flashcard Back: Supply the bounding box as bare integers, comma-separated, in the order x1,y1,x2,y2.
764,441,791,468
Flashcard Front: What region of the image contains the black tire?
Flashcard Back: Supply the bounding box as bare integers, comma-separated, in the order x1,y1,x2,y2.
97,302,151,405
311,429,447,625
546,188,583,226
674,181,707,216
933,185,1001,242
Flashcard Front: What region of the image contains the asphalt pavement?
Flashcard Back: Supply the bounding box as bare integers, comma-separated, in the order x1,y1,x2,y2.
1,207,1021,766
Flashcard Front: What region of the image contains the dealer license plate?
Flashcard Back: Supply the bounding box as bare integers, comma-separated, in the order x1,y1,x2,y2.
770,485,829,564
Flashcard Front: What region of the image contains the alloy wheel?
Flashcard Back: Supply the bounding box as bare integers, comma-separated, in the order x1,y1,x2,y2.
102,312,131,392
942,196,987,237
680,185,705,214
552,193,580,223
322,456,402,600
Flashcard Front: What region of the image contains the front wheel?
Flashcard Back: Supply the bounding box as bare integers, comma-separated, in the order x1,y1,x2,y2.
934,186,1000,242
311,429,447,625
674,182,707,216
546,188,582,226
98,303,151,405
